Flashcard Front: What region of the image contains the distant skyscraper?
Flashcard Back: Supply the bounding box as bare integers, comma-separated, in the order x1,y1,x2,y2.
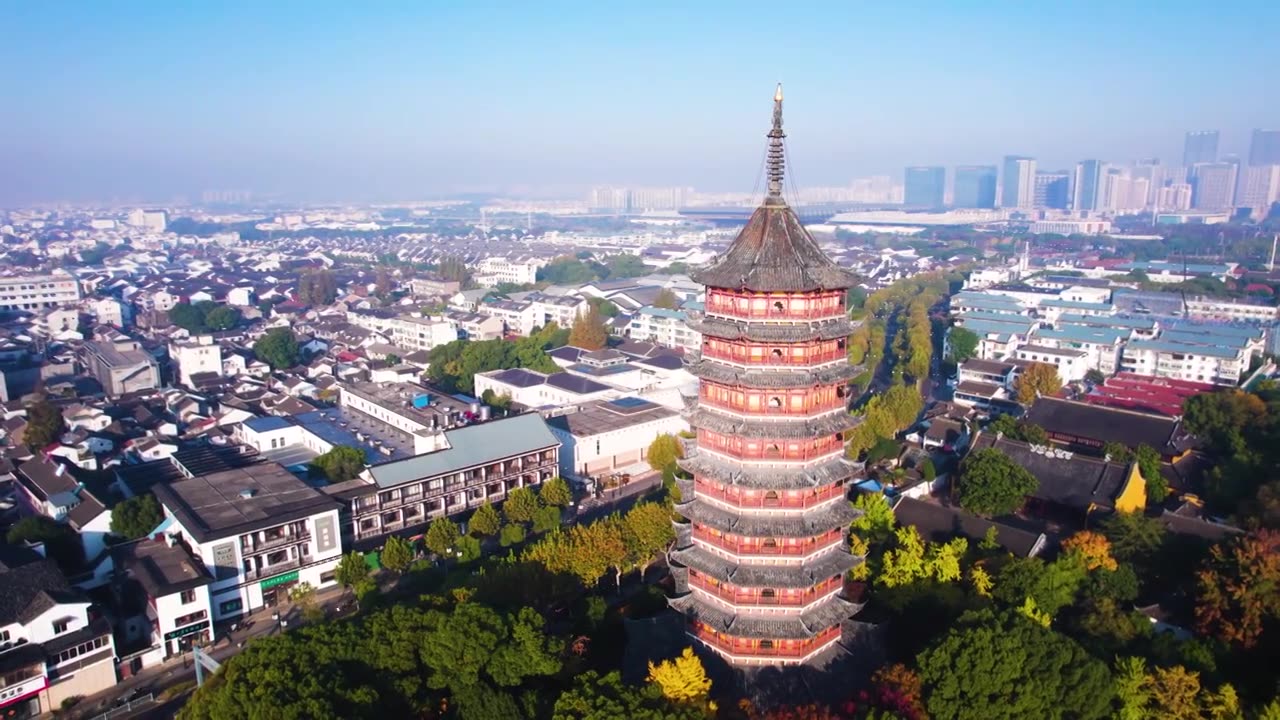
1190,163,1239,210
1072,160,1104,211
1034,171,1070,209
1248,129,1280,166
1183,130,1219,166
1001,156,1036,209
1237,165,1280,210
1130,159,1163,207
1158,183,1193,211
903,166,945,208
953,165,997,208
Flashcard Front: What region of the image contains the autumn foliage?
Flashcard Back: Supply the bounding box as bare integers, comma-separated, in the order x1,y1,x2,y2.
1194,529,1280,649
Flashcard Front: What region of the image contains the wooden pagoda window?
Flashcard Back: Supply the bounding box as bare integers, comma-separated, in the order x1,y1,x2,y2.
761,588,776,598
766,443,781,458
760,639,774,649
765,490,779,502
771,348,783,360
768,396,782,409
773,300,785,313
763,538,778,549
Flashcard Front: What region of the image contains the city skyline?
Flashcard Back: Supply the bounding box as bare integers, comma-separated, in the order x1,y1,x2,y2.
3,2,1279,205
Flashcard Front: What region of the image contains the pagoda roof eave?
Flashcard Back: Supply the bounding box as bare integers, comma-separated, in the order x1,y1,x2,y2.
687,316,854,343
675,497,859,536
686,408,862,439
687,360,862,388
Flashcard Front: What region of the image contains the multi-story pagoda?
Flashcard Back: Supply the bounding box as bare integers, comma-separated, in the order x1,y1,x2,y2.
670,86,865,665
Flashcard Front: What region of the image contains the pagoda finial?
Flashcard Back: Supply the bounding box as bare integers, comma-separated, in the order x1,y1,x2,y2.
766,84,786,202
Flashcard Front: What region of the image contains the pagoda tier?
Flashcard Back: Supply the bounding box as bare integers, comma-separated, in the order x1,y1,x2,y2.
687,359,862,388
676,497,857,537
688,315,854,343
687,408,861,438
677,453,858,489
670,85,864,665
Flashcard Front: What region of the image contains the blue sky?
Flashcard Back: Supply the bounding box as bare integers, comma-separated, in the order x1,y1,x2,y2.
2,1,1277,203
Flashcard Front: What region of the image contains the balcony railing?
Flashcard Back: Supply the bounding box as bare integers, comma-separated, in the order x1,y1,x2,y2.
692,624,840,659
699,348,848,367
689,574,842,606
243,556,302,582
693,481,845,510
691,526,844,556
241,529,311,556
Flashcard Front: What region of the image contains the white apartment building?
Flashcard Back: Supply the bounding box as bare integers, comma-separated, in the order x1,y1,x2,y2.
627,306,701,352
1120,340,1248,386
170,335,224,388
471,257,545,287
545,397,687,478
385,316,458,353
1237,165,1280,211
1184,296,1279,323
479,300,538,336
442,310,505,341
1029,326,1127,375
475,368,619,408
0,273,81,311
1012,344,1090,383
114,536,215,661
127,209,167,232
152,463,344,623
1028,219,1113,235
93,297,128,327
529,293,589,329
0,552,118,717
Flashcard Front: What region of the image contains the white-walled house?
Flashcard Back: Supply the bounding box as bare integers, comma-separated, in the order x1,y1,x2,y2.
152,463,344,622
114,536,215,661
170,335,224,388
0,549,118,716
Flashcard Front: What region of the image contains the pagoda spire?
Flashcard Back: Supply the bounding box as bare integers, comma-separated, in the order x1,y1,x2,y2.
766,83,786,202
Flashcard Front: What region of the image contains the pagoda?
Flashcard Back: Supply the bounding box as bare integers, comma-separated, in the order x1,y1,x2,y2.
669,86,865,665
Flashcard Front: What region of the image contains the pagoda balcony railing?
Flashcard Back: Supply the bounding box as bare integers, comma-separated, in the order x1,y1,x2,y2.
697,441,845,464
688,574,843,607
705,306,847,322
697,398,847,418
698,348,848,367
691,623,840,659
692,526,844,556
693,480,845,509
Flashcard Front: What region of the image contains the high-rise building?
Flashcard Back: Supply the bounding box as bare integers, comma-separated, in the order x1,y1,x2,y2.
674,86,864,666
1248,129,1280,166
1034,171,1070,209
1183,130,1219,166
1190,163,1239,210
1130,159,1163,207
1001,156,1036,209
1072,160,1104,211
953,165,997,208
903,166,946,208
1237,165,1280,210
588,186,630,211
1158,183,1193,211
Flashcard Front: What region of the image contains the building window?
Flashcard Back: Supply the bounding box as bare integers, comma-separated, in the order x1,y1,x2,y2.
320,570,336,584
219,599,244,616
180,589,197,604
52,618,71,635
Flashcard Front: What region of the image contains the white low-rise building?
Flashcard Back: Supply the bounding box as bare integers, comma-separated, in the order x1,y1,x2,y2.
114,536,215,660
472,256,545,287
627,306,701,352
545,397,687,478
475,368,618,408
170,335,224,388
152,463,345,623
479,300,537,336
1012,344,1090,383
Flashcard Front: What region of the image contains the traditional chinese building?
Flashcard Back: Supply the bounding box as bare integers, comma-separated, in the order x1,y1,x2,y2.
670,86,866,665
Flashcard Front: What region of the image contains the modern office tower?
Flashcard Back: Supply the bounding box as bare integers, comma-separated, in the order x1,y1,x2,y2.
1238,165,1280,210
1190,162,1240,210
1001,156,1037,209
1099,168,1132,213
1034,171,1070,209
953,165,997,208
588,186,630,211
1158,184,1193,211
1130,159,1163,207
1072,160,1104,211
676,87,864,666
1249,129,1280,166
1184,130,1219,166
903,166,946,208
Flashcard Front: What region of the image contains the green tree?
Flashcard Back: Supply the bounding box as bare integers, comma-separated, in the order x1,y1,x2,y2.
503,487,539,524
456,535,483,563
646,434,684,472
652,288,680,310
381,535,413,574
110,494,164,539
539,477,573,507
851,492,896,545
254,327,301,369
310,446,366,484
646,647,712,706
25,400,67,450
426,517,462,557
586,296,620,318
420,604,560,692
1134,444,1168,503
1100,511,1167,573
168,302,207,332
469,502,501,536
957,448,1039,517
1103,441,1135,463
568,304,609,350
6,515,81,569
532,505,562,534
499,523,527,547
620,502,676,570
553,670,706,720
333,551,369,589
1016,362,1062,404
995,555,1087,617
917,609,1113,720
948,326,980,362
204,305,241,330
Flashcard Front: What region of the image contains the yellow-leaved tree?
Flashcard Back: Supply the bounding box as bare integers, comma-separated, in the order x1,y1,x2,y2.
647,647,713,706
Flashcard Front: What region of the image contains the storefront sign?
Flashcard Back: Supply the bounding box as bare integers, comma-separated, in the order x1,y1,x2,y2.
164,620,210,642
259,570,299,591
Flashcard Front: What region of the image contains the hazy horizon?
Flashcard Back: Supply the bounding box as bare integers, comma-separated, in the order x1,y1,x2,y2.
3,1,1278,205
